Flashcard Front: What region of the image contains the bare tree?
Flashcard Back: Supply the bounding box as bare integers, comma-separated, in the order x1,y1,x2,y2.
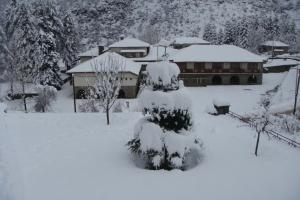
250,98,271,156
91,54,124,125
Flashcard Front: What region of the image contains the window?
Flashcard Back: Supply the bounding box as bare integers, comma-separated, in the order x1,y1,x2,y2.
205,62,212,69
186,62,194,72
194,63,205,73
241,63,248,70
223,63,230,69
125,77,128,80
130,78,132,80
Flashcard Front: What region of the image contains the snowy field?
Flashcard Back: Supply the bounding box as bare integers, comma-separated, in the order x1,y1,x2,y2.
1,73,300,200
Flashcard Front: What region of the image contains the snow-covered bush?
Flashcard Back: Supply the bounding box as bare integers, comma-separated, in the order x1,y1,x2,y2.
0,102,7,114
79,89,100,113
271,114,300,136
34,85,57,112
127,62,202,170
79,99,99,113
113,101,123,113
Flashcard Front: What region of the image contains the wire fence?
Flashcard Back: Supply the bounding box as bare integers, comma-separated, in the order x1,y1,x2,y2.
228,111,300,148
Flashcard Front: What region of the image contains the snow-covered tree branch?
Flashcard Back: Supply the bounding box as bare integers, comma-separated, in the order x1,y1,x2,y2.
91,54,124,125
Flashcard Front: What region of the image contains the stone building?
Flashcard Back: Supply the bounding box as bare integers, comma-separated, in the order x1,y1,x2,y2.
169,45,264,86
67,52,141,99
258,41,289,56
108,38,150,58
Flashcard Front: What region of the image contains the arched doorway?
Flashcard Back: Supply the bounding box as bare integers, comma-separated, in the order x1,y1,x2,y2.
248,75,257,84
230,76,240,85
77,89,86,99
118,89,126,98
212,75,222,85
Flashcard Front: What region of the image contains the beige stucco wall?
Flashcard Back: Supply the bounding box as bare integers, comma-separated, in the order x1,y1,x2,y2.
73,72,138,87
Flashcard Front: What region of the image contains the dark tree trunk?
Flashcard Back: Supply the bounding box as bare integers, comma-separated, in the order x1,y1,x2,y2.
22,82,27,113
106,106,110,125
255,132,261,156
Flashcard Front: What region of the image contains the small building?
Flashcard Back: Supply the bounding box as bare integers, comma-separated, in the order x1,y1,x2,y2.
79,46,106,63
263,58,299,73
169,45,264,86
67,52,141,99
258,41,289,56
171,37,210,49
108,38,150,58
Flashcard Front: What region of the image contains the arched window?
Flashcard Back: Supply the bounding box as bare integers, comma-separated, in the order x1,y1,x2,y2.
212,75,222,85
248,75,257,84
118,89,126,99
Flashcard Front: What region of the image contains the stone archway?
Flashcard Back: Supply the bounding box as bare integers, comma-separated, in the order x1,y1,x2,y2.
212,75,222,85
248,75,257,84
118,89,126,99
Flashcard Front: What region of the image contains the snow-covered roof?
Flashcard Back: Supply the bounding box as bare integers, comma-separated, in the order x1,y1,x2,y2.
264,59,299,68
79,47,99,57
262,41,289,47
154,39,172,47
172,37,210,45
78,46,108,57
109,38,150,48
67,52,141,75
132,46,179,62
170,45,264,63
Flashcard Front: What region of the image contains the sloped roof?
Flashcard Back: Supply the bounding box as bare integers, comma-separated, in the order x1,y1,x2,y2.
172,37,210,45
170,45,264,63
67,52,141,75
262,41,289,47
132,46,179,62
78,47,99,57
109,38,150,48
264,59,299,68
79,46,108,57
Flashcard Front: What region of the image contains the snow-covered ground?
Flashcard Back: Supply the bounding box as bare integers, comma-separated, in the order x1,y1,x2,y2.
1,72,300,200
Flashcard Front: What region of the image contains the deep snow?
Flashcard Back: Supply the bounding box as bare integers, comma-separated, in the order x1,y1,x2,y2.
0,72,300,200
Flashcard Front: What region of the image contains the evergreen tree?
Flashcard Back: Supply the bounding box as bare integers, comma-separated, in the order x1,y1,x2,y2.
12,2,38,111
224,20,236,45
32,0,64,89
203,23,218,44
236,17,249,49
216,28,224,45
62,11,79,70
32,0,64,53
127,62,202,170
35,30,63,90
4,0,19,41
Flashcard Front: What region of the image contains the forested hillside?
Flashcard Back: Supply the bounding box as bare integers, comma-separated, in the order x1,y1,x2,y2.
0,0,299,50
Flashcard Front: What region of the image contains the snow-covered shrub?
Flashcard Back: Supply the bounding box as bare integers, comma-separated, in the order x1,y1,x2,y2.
271,114,300,136
79,89,100,113
0,102,7,114
113,101,123,113
34,85,57,112
127,62,203,170
79,99,99,113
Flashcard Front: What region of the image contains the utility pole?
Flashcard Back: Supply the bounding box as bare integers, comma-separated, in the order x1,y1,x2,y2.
72,75,77,113
293,67,300,115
